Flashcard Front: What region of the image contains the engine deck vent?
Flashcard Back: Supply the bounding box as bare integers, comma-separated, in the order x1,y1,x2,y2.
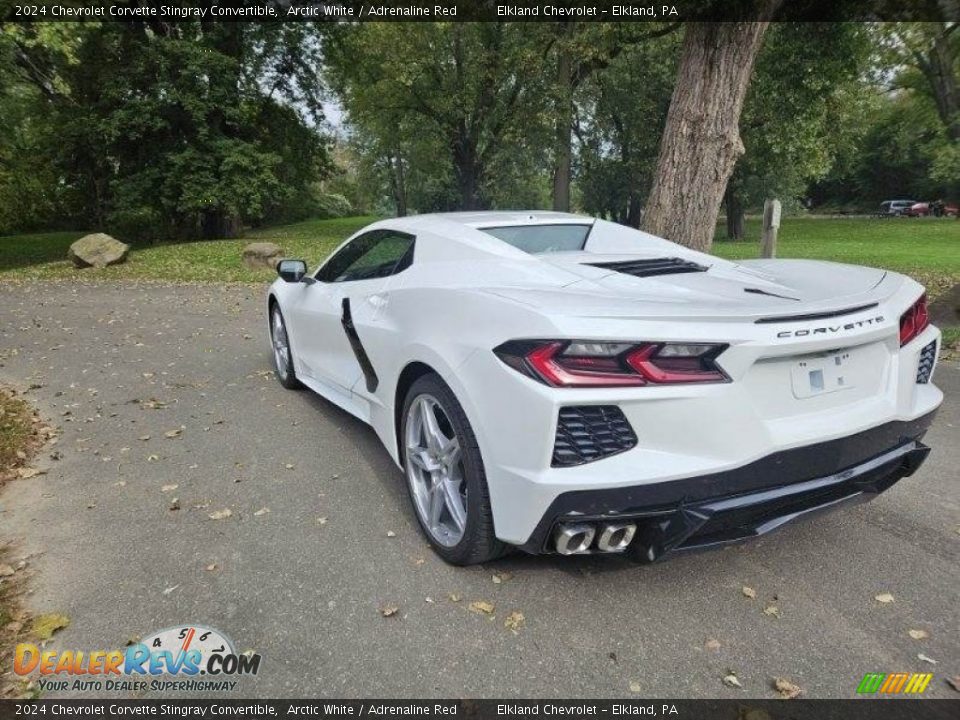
552,406,638,467
588,257,709,278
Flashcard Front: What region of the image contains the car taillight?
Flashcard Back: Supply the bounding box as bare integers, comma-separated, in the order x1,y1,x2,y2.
494,340,729,388
899,295,929,346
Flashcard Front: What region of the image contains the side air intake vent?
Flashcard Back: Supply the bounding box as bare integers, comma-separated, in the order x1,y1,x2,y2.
588,257,709,278
552,406,638,467
917,340,937,384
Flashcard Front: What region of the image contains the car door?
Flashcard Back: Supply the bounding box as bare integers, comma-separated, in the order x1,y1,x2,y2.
286,229,415,394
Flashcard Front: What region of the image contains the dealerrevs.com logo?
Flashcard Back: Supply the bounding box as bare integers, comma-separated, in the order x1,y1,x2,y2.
14,625,261,693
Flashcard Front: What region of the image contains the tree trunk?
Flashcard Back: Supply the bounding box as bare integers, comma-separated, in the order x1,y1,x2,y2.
925,28,960,141
552,34,573,212
201,210,241,239
452,129,486,210
641,19,775,251
725,188,745,240
389,150,408,217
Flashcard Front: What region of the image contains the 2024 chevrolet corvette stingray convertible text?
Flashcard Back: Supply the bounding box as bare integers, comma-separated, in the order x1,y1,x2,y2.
266,212,942,565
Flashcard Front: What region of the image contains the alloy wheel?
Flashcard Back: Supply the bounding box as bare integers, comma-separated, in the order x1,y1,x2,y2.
404,394,468,546
271,309,290,380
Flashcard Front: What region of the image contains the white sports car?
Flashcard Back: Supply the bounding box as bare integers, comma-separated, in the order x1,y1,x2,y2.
266,212,942,565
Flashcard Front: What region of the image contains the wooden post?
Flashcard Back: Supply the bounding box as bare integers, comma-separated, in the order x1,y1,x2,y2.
761,199,780,258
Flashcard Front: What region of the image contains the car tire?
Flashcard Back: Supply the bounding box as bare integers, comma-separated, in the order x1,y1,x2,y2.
269,304,302,390
400,373,507,566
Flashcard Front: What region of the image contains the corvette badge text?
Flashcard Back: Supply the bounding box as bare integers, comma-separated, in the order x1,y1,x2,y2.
13,625,260,693
776,316,885,338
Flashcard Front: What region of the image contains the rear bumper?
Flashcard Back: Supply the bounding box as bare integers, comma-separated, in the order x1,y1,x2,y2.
519,411,936,560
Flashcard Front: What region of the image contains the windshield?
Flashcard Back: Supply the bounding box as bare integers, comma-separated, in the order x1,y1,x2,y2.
482,224,591,254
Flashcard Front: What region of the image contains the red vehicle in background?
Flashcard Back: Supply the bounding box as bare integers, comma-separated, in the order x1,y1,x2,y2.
904,201,959,217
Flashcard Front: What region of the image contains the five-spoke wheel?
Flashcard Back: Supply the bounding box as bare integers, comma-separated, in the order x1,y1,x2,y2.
401,373,505,564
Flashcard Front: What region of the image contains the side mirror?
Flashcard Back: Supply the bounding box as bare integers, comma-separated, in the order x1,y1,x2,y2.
277,259,308,283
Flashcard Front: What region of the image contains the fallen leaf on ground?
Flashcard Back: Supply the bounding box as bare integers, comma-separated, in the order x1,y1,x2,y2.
205,563,218,572
125,636,141,646
316,517,327,525
253,507,270,517
208,508,232,521
161,484,178,493
629,681,642,693
493,571,513,584
875,592,895,604
908,629,929,640
918,653,937,665
947,676,960,692
773,677,802,699
162,585,179,596
386,531,396,538
705,639,721,652
763,605,782,618
469,600,495,615
504,611,524,632
31,613,69,641
284,463,294,470
447,593,461,603
147,454,159,462
169,497,180,511
722,672,743,689
138,435,150,441
17,468,44,479
164,428,182,439
0,564,15,577
379,606,399,618
741,586,757,599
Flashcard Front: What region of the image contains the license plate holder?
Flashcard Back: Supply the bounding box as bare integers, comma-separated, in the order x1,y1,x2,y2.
790,350,855,399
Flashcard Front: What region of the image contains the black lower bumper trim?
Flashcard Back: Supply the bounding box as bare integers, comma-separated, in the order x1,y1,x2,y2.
521,411,937,560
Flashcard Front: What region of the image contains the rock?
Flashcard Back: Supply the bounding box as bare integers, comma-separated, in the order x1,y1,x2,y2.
68,233,129,269
242,242,283,270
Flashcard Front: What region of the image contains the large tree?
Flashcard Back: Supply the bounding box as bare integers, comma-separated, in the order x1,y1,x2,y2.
642,7,780,251
546,22,680,212
722,22,873,238
576,35,680,226
1,19,329,239
326,22,552,212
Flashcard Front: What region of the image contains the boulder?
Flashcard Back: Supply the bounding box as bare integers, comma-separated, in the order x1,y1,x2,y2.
68,233,129,269
242,242,284,270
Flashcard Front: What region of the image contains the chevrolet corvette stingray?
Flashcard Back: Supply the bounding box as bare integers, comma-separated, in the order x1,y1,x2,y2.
266,212,942,565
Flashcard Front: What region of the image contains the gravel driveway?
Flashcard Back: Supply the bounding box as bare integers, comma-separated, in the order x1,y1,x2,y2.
1,281,957,698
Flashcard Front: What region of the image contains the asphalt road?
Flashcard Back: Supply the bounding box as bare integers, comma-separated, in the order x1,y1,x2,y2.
1,281,957,699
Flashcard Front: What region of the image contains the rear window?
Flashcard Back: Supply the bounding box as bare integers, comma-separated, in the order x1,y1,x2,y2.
483,224,591,254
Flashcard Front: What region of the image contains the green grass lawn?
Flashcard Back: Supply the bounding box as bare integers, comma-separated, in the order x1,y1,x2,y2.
1,213,957,290
0,217,377,283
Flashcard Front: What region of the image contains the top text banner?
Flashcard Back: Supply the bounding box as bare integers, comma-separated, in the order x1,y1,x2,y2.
6,0,960,23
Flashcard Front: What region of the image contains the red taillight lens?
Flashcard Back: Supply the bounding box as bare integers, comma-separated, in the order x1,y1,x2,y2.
494,340,729,388
899,295,929,346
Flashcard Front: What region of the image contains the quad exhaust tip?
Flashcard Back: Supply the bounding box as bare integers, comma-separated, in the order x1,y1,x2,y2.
597,522,637,552
553,523,595,555
553,521,637,554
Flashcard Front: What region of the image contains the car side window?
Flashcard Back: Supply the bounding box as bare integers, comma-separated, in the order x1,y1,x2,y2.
315,230,415,283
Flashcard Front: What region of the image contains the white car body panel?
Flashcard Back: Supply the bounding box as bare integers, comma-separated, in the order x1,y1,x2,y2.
268,212,942,549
